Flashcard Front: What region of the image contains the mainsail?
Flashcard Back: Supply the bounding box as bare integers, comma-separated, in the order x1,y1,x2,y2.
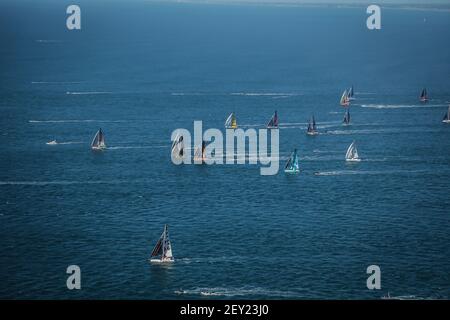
348,85,354,100
267,111,279,128
443,105,450,123
225,112,237,129
343,109,350,125
285,149,300,173
340,89,350,106
91,128,106,150
420,88,428,102
345,141,360,161
171,133,184,158
150,224,174,262
194,140,206,162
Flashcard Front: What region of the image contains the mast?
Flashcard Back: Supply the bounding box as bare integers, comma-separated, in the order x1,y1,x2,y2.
312,116,317,131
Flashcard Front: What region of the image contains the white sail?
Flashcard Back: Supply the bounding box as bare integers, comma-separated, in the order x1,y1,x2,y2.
345,141,360,161
225,113,233,128
150,225,174,263
443,105,450,123
91,129,106,150
340,90,348,105
171,134,184,158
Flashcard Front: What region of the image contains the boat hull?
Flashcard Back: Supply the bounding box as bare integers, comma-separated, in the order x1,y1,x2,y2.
91,145,106,151
306,131,318,136
346,158,361,162
284,169,300,174
150,258,174,263
442,120,450,123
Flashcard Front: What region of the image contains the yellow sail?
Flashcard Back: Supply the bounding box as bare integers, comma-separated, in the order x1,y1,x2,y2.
231,113,237,129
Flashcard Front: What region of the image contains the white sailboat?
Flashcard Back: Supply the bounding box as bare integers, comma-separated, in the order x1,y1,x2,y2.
91,128,106,150
340,89,350,107
345,141,360,162
419,88,428,102
150,224,174,263
171,133,184,159
225,112,237,129
46,140,57,145
443,105,450,123
306,116,318,135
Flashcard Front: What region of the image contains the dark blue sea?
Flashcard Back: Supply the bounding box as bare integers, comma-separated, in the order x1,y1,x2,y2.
1,0,449,299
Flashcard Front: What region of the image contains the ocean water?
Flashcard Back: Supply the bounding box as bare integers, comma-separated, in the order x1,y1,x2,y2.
0,1,450,299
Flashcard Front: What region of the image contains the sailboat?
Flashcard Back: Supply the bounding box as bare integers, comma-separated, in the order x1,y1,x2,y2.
46,140,57,145
267,110,279,129
194,140,207,162
225,112,237,129
91,128,106,150
443,105,450,123
345,141,361,162
171,133,184,159
306,116,318,135
284,149,300,173
348,85,355,101
419,88,428,102
149,224,174,263
340,89,350,106
343,109,351,125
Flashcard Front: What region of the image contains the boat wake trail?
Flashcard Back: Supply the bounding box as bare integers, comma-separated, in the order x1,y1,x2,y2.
230,92,302,97
30,120,127,123
326,128,441,135
66,91,111,95
314,169,435,176
360,104,445,109
0,180,141,186
174,286,301,298
32,81,83,84
107,145,167,150
46,141,83,145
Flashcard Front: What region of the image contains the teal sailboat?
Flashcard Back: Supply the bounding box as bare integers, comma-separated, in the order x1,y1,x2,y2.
284,149,300,173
